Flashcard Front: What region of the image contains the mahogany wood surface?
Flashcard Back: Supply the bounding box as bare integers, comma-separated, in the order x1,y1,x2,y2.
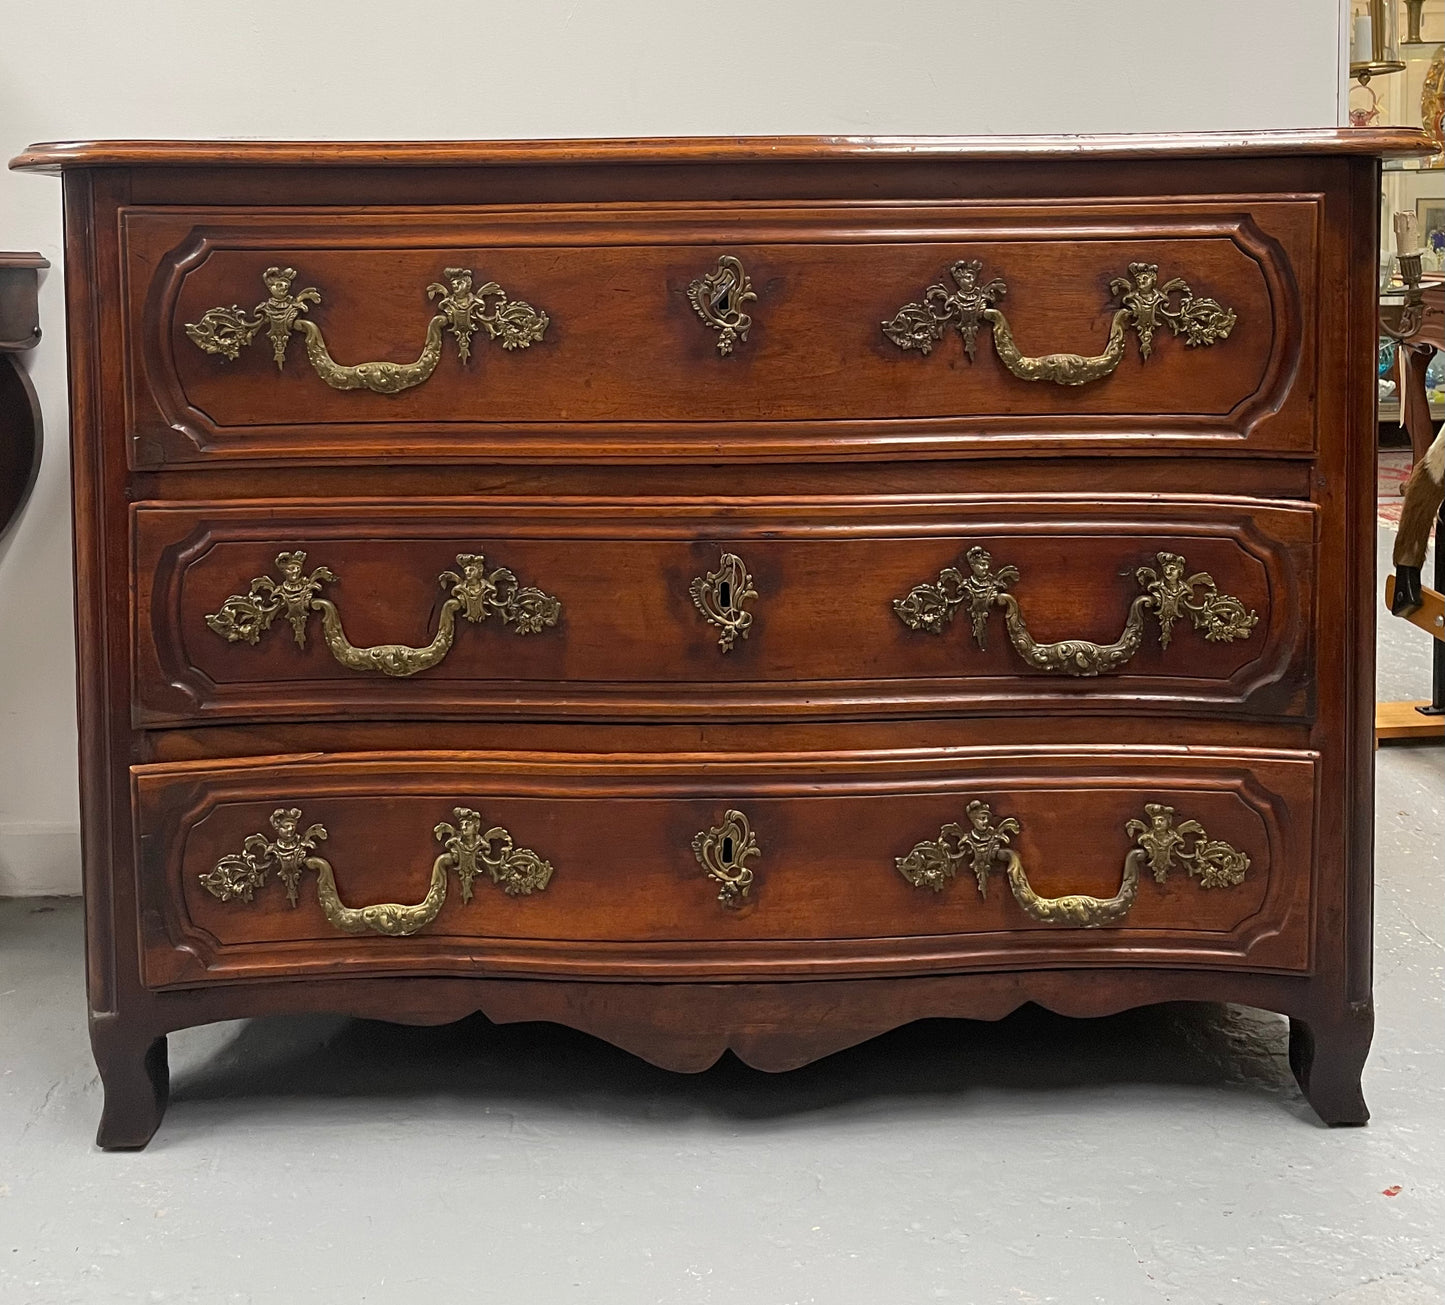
132,495,1314,725
132,747,1315,984
10,128,1429,171
124,200,1311,465
14,131,1427,1147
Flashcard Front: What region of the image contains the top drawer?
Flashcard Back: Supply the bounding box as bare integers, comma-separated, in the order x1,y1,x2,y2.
121,199,1317,467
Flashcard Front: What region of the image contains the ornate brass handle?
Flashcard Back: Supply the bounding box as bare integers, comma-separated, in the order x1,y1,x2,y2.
185,265,549,395
896,799,1250,928
201,805,554,937
688,255,757,355
882,260,1236,386
893,545,1257,677
983,305,1131,386
205,549,561,677
692,808,761,908
690,552,758,652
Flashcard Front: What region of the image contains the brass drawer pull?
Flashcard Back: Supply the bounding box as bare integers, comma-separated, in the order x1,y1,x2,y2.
897,799,1250,928
882,260,1236,385
893,545,1256,677
690,551,758,652
185,265,549,395
688,255,757,355
205,549,561,677
693,808,761,908
201,805,554,937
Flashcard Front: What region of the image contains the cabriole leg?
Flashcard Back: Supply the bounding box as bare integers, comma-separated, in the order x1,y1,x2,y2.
90,1017,169,1150
1288,1005,1372,1126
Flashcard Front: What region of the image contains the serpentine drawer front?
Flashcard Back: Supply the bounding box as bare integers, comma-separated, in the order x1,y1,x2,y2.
122,200,1316,466
133,749,1316,988
20,130,1419,1144
132,497,1314,724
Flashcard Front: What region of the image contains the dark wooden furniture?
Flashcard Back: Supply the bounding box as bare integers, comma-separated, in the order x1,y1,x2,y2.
0,252,47,539
11,130,1429,1148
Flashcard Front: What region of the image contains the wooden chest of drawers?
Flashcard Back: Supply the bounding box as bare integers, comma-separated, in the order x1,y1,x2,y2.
13,129,1426,1147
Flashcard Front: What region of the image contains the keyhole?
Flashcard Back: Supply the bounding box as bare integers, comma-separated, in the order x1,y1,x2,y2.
722,836,735,863
719,580,732,608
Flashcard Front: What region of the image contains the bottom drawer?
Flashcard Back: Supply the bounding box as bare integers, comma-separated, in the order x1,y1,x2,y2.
133,748,1316,987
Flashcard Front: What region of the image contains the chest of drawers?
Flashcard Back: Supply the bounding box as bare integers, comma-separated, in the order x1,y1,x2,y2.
13,130,1426,1147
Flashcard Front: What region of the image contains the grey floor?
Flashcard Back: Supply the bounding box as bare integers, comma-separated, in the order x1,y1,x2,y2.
1,531,1441,1305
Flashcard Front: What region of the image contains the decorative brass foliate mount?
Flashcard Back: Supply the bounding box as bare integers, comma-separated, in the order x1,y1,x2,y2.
893,546,1257,677
201,805,553,937
204,549,561,677
692,808,761,908
882,260,1237,386
896,799,1250,928
687,255,757,355
184,265,549,395
690,551,758,652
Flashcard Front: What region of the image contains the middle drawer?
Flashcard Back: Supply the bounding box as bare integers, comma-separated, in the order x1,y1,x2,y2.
133,496,1315,726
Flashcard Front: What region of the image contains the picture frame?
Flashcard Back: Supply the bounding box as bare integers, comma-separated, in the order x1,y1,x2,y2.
1417,195,1445,253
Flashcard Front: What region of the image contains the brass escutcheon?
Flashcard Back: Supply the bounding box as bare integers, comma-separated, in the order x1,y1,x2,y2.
692,809,761,908
687,255,757,355
689,551,758,653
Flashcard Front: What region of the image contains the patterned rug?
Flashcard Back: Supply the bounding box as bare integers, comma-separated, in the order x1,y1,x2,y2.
1378,448,1413,528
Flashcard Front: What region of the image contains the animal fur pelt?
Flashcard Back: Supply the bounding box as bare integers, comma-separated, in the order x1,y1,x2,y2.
1392,428,1444,616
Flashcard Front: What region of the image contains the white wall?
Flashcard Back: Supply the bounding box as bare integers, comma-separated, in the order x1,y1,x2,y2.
0,0,1346,894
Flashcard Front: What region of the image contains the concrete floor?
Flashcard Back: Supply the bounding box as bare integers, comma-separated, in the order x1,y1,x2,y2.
1,531,1441,1305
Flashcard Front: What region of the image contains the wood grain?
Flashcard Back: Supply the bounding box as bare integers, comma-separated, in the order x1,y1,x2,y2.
131,495,1315,725
123,202,1313,464
11,128,1431,172
132,746,1317,986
